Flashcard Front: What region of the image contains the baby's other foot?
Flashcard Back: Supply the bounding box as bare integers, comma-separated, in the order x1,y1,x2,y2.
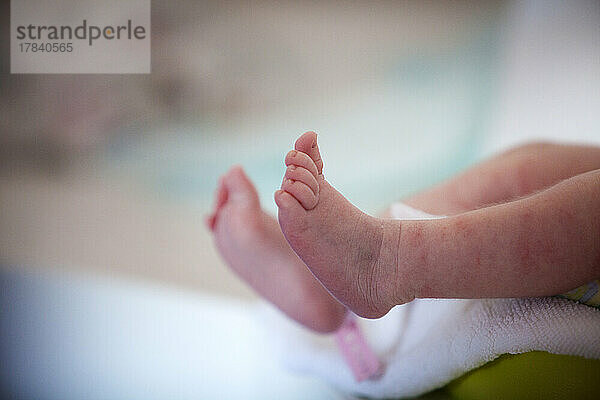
208,166,346,332
275,132,414,318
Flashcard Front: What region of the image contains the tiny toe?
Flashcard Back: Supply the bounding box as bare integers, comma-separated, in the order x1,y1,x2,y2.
285,150,319,178
284,165,319,195
215,176,228,209
205,214,216,231
294,131,323,175
208,175,229,230
274,189,304,211
281,179,318,210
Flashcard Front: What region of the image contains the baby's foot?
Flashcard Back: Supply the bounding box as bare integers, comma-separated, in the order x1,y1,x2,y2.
207,166,346,332
275,132,415,318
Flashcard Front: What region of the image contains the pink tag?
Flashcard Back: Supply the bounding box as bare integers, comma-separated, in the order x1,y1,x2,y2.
334,314,383,381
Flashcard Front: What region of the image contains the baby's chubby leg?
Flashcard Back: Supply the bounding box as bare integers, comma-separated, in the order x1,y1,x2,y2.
402,142,600,215
207,166,346,333
276,132,600,318
411,170,600,300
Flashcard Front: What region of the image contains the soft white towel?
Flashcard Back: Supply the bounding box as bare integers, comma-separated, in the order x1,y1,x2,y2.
258,203,600,399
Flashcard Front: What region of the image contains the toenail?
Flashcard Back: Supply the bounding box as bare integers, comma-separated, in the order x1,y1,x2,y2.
288,165,296,171
290,150,298,157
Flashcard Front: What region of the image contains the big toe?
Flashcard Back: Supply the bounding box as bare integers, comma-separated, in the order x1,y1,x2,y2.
223,166,260,206
294,131,323,175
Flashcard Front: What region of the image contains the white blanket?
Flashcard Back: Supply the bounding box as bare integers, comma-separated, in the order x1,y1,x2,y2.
259,204,600,399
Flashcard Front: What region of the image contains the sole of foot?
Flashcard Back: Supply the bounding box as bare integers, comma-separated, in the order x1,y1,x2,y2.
208,165,347,332
275,132,411,318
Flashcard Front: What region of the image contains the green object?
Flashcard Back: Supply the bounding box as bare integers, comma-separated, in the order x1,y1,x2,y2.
445,351,600,400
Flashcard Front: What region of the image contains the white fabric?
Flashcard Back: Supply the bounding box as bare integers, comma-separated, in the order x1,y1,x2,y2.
259,203,600,399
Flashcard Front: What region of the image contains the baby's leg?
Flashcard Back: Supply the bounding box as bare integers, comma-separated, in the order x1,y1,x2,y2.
402,142,600,215
276,132,600,318
207,166,346,333
408,170,600,300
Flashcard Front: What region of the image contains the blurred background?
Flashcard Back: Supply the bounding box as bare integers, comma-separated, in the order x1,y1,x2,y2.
1,0,599,399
